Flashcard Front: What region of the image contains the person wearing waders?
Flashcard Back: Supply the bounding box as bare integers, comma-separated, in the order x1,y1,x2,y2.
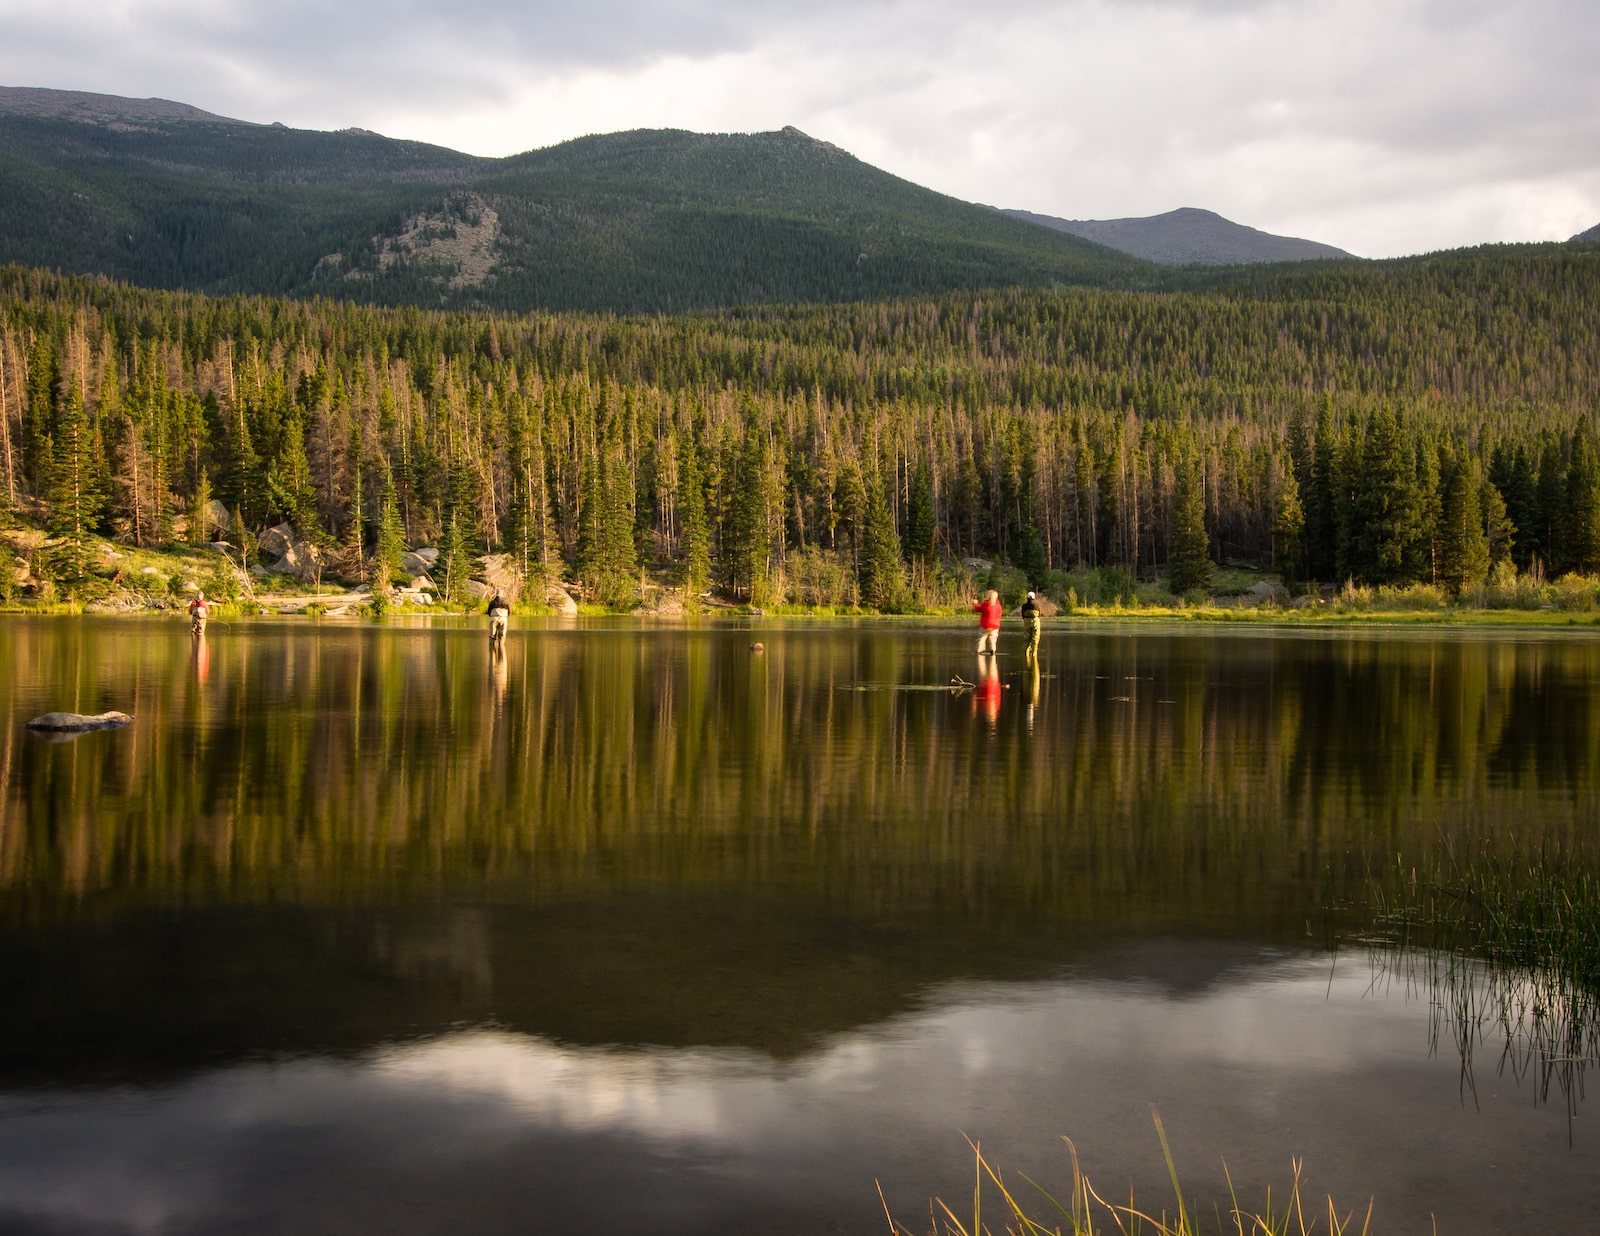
187,589,210,636
487,590,509,643
1020,591,1042,662
971,589,1003,656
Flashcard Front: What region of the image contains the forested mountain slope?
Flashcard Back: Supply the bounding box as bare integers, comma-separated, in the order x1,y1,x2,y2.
0,87,1150,314
4,240,1598,607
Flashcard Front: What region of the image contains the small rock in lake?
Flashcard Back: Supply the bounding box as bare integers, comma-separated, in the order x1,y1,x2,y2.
27,711,135,732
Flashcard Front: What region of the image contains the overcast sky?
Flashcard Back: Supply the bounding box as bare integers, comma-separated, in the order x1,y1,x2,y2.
4,0,1598,258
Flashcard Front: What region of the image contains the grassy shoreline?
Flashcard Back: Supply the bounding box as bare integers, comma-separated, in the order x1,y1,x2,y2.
5,531,1600,628
7,601,1599,631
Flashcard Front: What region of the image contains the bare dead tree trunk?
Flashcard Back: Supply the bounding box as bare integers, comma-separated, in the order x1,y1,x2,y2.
0,337,15,507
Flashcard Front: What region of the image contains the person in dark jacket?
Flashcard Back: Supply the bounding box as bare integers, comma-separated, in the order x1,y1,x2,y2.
1020,591,1042,661
487,591,509,642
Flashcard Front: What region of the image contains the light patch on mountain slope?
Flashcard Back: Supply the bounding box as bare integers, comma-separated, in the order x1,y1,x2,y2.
320,192,501,288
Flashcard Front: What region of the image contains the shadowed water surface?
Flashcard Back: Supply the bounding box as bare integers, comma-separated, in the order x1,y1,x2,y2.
1,617,1597,1233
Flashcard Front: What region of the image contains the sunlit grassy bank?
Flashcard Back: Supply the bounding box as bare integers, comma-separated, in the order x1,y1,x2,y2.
6,525,1600,626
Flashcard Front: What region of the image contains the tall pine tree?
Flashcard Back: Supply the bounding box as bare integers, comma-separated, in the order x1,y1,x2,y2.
1437,457,1489,594
1168,453,1211,595
858,472,906,610
48,380,105,580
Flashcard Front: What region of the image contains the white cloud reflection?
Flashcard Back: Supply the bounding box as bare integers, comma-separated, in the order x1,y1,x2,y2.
1,0,1597,256
0,954,1589,1233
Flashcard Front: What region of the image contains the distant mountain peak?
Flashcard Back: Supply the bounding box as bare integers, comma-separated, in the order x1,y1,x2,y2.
1004,205,1353,266
0,84,250,128
1571,222,1600,243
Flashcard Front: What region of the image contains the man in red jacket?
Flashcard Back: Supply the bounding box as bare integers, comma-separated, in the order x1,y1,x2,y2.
971,588,1003,655
187,589,210,635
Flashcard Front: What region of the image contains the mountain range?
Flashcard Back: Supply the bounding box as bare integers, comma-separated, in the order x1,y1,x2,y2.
1,86,1154,314
1002,206,1353,265
4,84,1581,317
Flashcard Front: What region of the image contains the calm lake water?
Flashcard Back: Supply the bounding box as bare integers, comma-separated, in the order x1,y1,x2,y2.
2,616,1598,1234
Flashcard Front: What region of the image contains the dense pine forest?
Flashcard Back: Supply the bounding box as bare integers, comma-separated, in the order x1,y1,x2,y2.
3,242,1600,610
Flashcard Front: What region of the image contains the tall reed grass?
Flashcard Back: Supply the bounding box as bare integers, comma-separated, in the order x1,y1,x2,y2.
883,1112,1373,1236
1368,852,1600,1133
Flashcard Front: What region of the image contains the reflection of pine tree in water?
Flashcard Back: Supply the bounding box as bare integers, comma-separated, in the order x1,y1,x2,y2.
3,627,1598,943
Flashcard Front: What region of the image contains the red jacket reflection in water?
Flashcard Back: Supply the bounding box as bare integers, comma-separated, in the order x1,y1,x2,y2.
975,661,1002,723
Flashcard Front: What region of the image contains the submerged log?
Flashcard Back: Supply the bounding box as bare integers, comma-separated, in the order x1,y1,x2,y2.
26,711,134,732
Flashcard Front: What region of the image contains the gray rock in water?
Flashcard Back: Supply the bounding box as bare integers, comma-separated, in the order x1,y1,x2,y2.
27,711,134,732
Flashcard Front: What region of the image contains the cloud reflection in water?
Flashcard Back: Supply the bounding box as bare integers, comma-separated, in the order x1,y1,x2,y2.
1,952,1587,1235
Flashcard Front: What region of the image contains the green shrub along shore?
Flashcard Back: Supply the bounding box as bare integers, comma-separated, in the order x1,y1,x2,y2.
4,524,1600,627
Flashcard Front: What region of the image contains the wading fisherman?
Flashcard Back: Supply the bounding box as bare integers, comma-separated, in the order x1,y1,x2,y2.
1020,591,1042,662
187,589,210,636
487,590,509,643
971,588,1003,656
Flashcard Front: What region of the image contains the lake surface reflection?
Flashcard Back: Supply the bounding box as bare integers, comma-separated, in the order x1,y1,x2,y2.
2,617,1598,1233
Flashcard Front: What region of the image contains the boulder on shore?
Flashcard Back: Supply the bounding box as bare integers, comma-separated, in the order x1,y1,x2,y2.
478,553,521,602
202,498,231,537
401,548,439,575
264,539,310,577
258,523,296,559
27,711,134,732
257,523,321,581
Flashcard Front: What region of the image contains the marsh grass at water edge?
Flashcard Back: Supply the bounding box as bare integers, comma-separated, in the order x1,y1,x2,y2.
1365,853,1600,1135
